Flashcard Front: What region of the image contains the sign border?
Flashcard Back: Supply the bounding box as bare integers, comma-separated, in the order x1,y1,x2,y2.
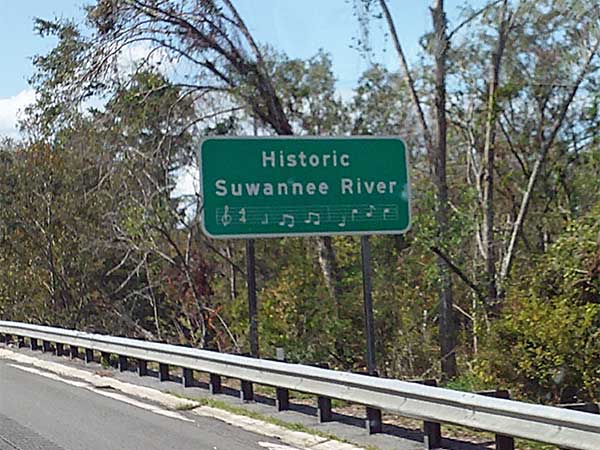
198,136,411,239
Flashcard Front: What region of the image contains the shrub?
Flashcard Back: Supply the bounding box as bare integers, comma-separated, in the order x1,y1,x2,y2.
478,204,600,403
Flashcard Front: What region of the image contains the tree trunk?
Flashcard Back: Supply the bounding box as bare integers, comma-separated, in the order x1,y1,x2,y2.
316,236,342,309
380,0,456,378
482,0,510,311
225,243,237,302
431,0,457,379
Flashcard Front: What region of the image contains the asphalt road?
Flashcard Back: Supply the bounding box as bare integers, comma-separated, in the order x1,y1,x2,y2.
0,359,285,450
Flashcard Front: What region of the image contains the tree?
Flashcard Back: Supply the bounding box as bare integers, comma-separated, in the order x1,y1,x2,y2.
368,0,457,378
495,0,600,288
450,0,600,302
480,202,600,402
81,1,350,343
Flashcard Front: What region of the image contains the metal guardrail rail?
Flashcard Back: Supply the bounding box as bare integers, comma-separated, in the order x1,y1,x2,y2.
1,321,599,450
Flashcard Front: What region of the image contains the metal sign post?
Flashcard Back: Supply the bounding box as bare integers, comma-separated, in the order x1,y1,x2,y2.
360,234,382,433
245,238,259,357
360,235,376,375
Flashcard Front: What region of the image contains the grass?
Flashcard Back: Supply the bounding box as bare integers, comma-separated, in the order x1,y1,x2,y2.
166,390,379,449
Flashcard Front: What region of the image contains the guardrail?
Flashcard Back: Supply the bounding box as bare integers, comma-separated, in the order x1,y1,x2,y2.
1,321,599,450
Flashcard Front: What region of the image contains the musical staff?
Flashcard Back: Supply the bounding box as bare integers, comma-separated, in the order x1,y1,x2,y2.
215,204,400,230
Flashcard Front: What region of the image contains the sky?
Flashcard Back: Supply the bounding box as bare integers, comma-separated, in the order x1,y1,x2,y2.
0,0,483,138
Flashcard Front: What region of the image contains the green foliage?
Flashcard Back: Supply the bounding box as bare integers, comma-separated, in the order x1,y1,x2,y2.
24,19,90,137
351,64,410,136
478,204,600,402
0,137,116,328
260,238,334,363
268,49,348,135
443,370,496,392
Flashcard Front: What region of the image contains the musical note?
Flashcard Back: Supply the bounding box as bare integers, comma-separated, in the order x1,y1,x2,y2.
221,205,232,226
279,214,295,228
366,205,375,218
304,212,321,225
214,205,399,228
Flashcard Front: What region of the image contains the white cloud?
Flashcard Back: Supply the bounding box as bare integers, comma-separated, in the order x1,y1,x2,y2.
172,163,200,224
0,89,35,138
172,163,199,199
117,42,177,78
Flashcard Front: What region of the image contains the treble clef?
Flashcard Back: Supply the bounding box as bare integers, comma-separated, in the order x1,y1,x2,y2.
221,205,232,226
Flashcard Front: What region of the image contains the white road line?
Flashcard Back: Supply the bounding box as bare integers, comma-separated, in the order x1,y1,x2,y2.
7,363,193,422
1,349,364,450
86,387,194,422
258,442,302,450
9,364,89,388
0,348,198,410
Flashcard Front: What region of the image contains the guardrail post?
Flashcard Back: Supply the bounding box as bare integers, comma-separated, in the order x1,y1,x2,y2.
209,373,222,394
55,342,64,356
423,420,442,449
101,351,111,367
70,345,79,359
414,379,442,449
366,406,383,434
313,363,333,423
240,380,254,402
159,363,169,382
17,336,25,348
362,370,382,434
317,396,333,423
4,334,12,344
496,434,514,450
182,368,194,387
118,355,128,372
84,348,94,363
274,347,290,411
137,359,147,376
276,387,289,411
476,390,514,450
42,340,51,352
0,333,5,343
30,338,39,351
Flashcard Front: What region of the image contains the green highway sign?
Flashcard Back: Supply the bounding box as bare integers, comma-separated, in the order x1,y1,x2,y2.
199,137,410,238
